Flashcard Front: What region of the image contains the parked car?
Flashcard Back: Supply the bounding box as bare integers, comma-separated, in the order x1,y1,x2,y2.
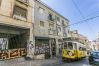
88,51,99,65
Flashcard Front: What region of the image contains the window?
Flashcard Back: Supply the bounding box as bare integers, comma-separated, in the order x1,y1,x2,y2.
13,6,27,21
39,7,45,14
64,42,68,49
49,23,54,28
73,43,77,49
92,52,99,56
48,13,53,21
79,47,82,51
56,16,60,21
40,21,44,27
68,42,73,50
62,20,65,26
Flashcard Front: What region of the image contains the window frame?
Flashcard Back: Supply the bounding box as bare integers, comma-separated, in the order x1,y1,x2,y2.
39,7,45,14
68,42,73,50
39,21,44,27
13,5,27,21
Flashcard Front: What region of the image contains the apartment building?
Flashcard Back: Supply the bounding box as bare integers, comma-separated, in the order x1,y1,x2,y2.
67,30,88,44
0,0,34,60
33,0,69,59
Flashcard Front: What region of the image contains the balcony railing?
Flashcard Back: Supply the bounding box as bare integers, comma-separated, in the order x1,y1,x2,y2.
48,29,57,36
13,14,27,21
13,6,27,21
48,29,53,35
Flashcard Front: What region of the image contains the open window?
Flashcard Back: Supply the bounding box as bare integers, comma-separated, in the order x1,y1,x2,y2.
64,42,68,49
68,42,73,50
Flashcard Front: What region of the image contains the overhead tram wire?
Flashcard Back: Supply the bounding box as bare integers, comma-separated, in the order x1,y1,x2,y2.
71,0,95,34
66,16,99,27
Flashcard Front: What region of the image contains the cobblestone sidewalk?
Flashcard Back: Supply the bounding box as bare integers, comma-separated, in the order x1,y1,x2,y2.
0,58,60,66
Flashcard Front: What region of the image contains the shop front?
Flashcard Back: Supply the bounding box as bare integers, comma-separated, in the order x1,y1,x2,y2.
0,25,29,60
35,37,50,59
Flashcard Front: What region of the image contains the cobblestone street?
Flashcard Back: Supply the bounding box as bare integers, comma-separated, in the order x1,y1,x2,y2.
54,58,92,66
0,57,59,66
0,57,93,66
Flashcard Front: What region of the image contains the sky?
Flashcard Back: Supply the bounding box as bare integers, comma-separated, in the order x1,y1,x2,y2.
41,0,99,40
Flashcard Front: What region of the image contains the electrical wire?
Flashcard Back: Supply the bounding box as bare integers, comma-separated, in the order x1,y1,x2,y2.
71,0,95,35
67,16,99,27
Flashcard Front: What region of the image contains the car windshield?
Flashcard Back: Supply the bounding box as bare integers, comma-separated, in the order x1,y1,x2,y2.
92,52,99,56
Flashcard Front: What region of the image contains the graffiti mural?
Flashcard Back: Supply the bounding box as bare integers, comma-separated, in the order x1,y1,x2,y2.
27,41,34,58
0,48,26,60
0,38,8,50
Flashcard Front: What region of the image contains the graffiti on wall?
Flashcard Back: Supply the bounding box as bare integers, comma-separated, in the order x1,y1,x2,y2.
35,44,50,55
0,38,8,50
27,41,34,56
0,48,26,60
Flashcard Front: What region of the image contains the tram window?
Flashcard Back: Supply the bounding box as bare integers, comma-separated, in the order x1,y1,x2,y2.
73,43,77,49
79,47,82,51
68,42,73,50
64,42,68,49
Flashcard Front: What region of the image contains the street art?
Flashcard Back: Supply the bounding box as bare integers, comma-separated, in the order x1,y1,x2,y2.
35,43,50,55
0,38,8,50
0,48,26,60
27,41,34,55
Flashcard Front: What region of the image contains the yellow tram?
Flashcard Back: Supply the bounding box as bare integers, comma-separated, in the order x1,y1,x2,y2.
62,40,86,62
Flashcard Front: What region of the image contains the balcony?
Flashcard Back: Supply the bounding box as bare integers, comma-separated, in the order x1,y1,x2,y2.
13,6,27,21
48,17,54,21
0,14,31,29
48,29,57,36
48,29,53,35
13,14,26,21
